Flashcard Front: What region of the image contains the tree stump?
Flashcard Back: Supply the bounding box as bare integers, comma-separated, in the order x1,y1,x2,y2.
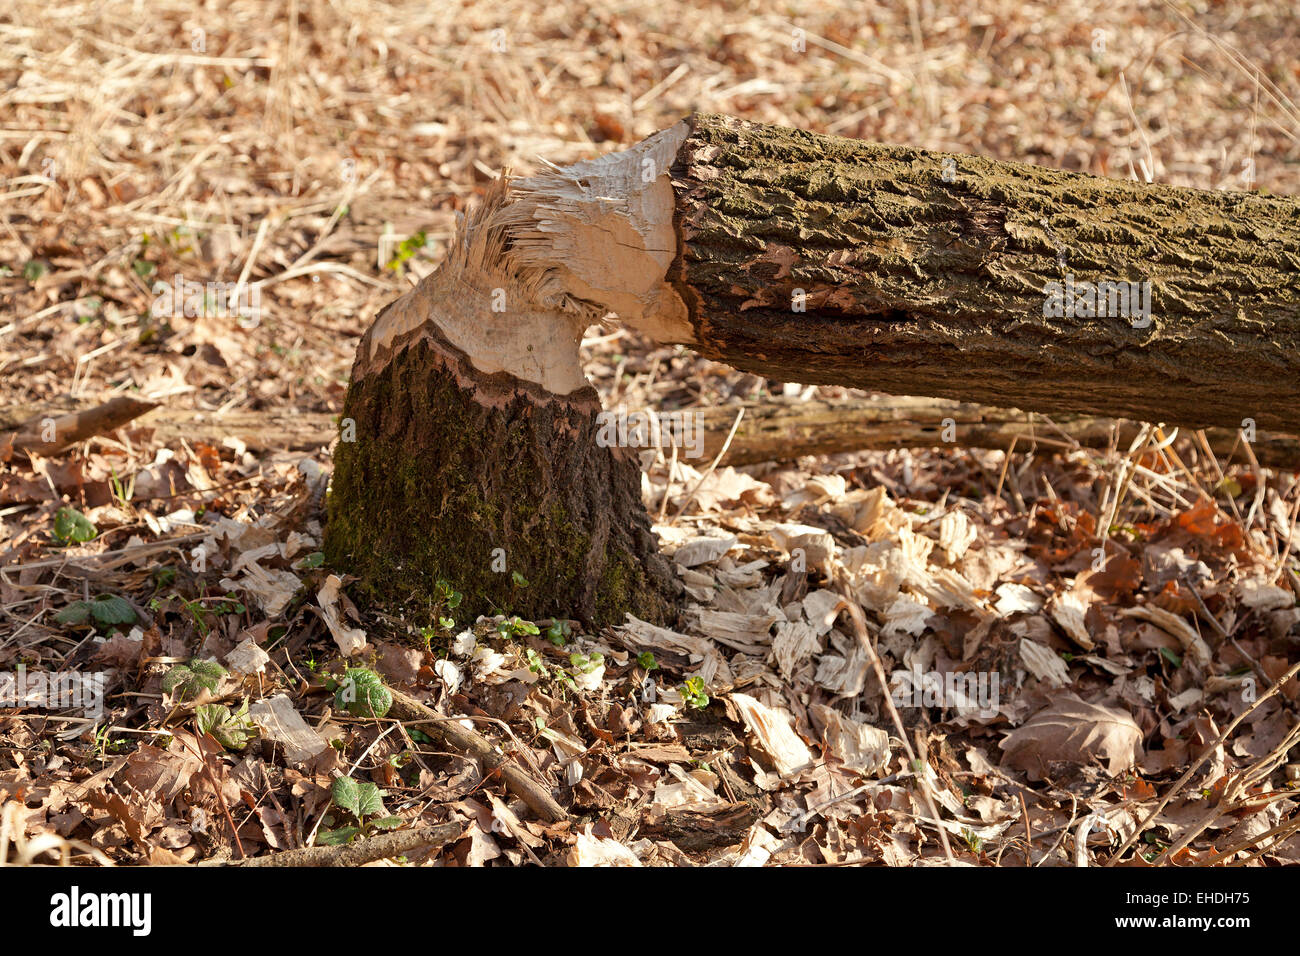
325,181,678,626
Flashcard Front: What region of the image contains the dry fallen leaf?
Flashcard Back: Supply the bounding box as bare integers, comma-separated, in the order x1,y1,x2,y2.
730,692,814,779
1000,694,1143,780
317,573,368,656
249,695,329,765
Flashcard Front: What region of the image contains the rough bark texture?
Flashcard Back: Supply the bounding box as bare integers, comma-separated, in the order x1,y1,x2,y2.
324,319,676,627
669,113,1300,433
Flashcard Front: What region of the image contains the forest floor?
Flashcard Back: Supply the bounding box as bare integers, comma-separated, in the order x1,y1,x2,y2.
2,0,1300,866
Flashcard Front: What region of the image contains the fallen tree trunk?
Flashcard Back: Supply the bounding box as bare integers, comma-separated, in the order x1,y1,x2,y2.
507,113,1300,434
10,395,1300,466
326,112,1300,625
691,397,1300,468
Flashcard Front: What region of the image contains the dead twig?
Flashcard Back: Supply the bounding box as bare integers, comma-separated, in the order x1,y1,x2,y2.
386,689,567,823
833,584,956,863
2,396,158,456
207,823,463,866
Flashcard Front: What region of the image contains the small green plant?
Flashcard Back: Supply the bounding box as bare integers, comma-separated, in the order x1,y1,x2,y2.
545,620,572,647
295,551,325,570
637,651,657,671
317,776,403,845
90,723,130,764
384,229,428,272
55,594,136,631
679,676,710,710
417,625,438,652
162,658,228,702
52,506,97,545
108,467,135,508
523,648,548,678
432,579,462,627
167,594,246,639
434,579,462,608
332,668,392,718
196,700,257,750
496,616,539,638
569,652,604,675
23,259,48,282
511,570,529,588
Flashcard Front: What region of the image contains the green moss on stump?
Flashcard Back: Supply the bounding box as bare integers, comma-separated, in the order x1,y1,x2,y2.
325,333,677,628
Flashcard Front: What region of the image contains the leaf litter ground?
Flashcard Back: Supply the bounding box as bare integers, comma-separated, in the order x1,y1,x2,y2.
2,0,1300,867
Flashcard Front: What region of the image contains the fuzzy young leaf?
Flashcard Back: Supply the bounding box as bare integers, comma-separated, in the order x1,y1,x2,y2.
55,601,93,626
315,826,360,846
162,658,228,701
196,701,256,750
334,668,392,718
546,620,572,647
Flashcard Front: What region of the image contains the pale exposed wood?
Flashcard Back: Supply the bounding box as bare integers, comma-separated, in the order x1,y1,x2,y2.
360,178,589,393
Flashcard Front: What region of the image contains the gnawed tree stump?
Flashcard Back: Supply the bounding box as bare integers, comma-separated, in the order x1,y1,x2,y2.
327,112,1300,625
326,182,678,625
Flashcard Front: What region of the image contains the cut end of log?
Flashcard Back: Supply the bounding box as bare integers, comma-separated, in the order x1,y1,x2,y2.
502,120,694,346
